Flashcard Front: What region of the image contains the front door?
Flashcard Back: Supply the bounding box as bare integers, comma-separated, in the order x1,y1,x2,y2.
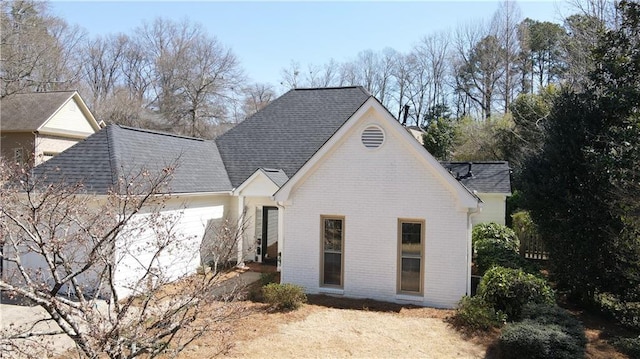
258,206,278,264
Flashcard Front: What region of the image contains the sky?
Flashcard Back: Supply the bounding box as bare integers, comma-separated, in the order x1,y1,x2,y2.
50,1,571,94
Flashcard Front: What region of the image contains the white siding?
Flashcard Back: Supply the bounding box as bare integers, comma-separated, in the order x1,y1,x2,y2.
473,194,507,226
113,195,228,298
281,109,471,308
41,98,96,135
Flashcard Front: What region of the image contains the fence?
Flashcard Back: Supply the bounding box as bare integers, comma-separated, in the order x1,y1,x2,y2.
519,233,548,260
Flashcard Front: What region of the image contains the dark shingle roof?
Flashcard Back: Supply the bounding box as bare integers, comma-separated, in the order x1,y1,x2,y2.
440,162,511,194
34,125,232,194
1,91,77,131
216,86,371,187
260,168,289,187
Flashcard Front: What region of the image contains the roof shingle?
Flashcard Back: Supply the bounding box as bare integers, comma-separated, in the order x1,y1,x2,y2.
34,125,232,194
440,161,511,194
216,86,371,187
1,91,77,131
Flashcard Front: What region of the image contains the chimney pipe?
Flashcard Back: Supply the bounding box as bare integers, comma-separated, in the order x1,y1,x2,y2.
402,104,410,125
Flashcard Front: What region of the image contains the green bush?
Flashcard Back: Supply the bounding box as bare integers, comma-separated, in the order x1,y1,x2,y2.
475,238,529,275
594,292,640,331
472,223,530,275
499,320,586,359
449,295,506,331
259,272,278,286
262,283,307,310
477,266,554,320
520,304,587,348
611,336,640,358
472,222,519,252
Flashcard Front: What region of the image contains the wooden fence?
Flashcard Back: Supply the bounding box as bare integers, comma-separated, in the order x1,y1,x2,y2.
519,233,548,260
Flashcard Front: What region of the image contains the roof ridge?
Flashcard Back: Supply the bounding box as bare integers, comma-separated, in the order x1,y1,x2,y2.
293,86,371,96
293,86,362,91
9,90,77,96
116,124,206,141
442,161,508,164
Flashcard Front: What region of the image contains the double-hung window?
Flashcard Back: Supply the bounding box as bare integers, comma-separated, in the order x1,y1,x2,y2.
398,219,424,294
321,216,344,287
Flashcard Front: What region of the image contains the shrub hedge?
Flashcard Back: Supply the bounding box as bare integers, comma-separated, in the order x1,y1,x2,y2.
594,292,640,331
477,266,554,320
449,295,506,331
262,283,307,310
472,223,532,275
472,223,519,252
499,321,584,359
499,303,587,359
475,239,530,275
611,336,640,358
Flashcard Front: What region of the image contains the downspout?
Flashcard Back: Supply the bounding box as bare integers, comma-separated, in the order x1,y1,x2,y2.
467,203,481,296
276,201,286,273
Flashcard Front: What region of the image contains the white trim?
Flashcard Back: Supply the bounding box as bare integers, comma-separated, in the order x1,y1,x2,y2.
172,191,233,197
36,128,96,139
319,288,344,296
274,97,480,209
37,91,101,133
232,168,280,196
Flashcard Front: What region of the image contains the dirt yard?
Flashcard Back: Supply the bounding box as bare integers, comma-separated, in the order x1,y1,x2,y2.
3,267,633,359
177,294,490,359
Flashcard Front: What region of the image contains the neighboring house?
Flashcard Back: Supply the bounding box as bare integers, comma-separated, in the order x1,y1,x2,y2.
0,91,101,166
12,87,511,308
406,125,426,145
441,162,511,226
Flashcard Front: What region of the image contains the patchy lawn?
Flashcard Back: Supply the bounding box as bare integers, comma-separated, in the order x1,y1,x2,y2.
172,274,636,359
4,266,634,358
177,295,489,359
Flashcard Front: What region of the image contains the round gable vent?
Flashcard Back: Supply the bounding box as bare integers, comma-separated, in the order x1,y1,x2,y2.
361,125,385,149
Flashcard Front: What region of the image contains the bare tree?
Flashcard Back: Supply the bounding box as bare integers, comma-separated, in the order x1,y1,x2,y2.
280,60,301,90
81,34,129,108
0,159,248,358
0,0,86,97
411,31,451,127
390,51,413,121
453,20,506,119
492,0,522,112
200,213,250,275
241,83,275,119
133,18,245,138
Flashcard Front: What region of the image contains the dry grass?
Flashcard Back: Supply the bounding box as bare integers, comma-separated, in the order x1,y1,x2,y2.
174,293,489,359
171,274,636,359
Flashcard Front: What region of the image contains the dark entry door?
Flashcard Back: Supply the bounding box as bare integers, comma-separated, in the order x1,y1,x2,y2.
261,207,278,264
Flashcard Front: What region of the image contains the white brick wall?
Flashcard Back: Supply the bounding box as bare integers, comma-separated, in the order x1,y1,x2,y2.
281,109,472,308
114,195,227,298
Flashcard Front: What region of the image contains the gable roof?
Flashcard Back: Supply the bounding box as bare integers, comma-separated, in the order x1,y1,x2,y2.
441,161,511,194
33,125,232,194
216,86,371,187
0,91,99,132
274,97,481,208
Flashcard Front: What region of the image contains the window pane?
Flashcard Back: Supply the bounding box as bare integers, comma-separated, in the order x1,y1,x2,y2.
402,222,421,256
401,257,421,292
324,219,342,252
323,252,341,285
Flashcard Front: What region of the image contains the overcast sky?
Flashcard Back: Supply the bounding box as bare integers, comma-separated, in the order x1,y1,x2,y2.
50,1,570,93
